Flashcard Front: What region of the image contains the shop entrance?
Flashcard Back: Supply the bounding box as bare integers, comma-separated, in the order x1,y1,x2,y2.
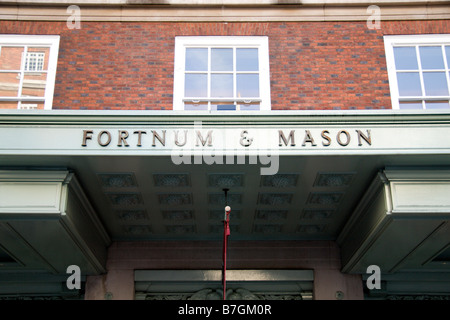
134,270,314,300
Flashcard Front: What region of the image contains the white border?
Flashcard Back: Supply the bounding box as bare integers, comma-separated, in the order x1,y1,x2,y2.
0,34,60,110
173,36,271,111
384,34,450,110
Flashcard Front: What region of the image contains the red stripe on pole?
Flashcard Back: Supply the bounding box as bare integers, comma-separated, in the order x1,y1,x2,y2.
222,206,231,300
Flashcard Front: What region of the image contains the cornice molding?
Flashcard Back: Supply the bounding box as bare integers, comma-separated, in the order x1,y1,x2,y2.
1,109,450,126
1,0,449,5
1,2,449,21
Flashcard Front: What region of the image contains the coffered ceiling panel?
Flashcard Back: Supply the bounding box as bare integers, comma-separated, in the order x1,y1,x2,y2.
2,153,450,243
70,155,379,241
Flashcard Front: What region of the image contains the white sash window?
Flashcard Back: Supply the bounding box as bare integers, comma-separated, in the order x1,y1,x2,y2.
384,34,450,110
174,36,271,111
0,35,60,110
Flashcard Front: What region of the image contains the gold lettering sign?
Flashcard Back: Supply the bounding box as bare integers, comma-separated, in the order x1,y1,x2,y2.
81,129,372,148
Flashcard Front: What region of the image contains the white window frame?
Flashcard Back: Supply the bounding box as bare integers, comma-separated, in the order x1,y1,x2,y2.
384,34,450,110
173,36,271,111
0,34,60,110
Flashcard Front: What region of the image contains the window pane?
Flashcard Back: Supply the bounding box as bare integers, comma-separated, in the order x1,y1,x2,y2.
28,46,50,56
423,72,449,96
420,46,445,70
185,48,208,71
0,46,24,70
425,100,450,109
237,74,259,97
238,102,260,110
185,73,207,97
211,102,236,111
397,72,422,96
393,47,418,70
184,101,208,111
399,101,423,109
211,48,233,71
211,74,233,98
21,73,47,97
0,101,19,109
18,101,44,110
26,48,50,71
237,48,259,71
446,46,450,66
0,72,20,97
25,53,39,72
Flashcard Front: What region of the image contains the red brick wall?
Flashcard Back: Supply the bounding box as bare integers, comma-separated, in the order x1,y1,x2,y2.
1,20,449,110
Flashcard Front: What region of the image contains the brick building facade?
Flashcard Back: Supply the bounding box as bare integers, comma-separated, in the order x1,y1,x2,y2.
1,19,449,111
0,1,450,302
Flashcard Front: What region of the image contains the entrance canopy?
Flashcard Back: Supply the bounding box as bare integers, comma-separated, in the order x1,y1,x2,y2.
0,110,449,297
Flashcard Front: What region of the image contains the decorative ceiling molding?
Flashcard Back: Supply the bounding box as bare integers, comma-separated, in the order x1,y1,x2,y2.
253,224,283,234
255,210,288,221
98,173,137,188
166,225,196,234
162,210,194,221
297,224,326,234
208,193,242,206
260,174,299,188
116,209,149,222
209,209,241,220
107,192,143,206
153,174,190,187
306,192,343,206
158,193,192,206
209,224,239,234
258,193,293,206
314,172,355,187
123,225,152,235
302,209,335,219
208,173,243,188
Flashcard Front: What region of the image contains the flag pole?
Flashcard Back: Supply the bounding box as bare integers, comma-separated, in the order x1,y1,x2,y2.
222,188,231,301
